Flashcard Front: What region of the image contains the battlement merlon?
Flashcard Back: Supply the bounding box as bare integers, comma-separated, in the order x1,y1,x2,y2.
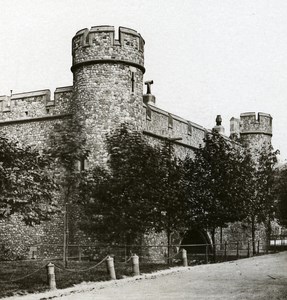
240,112,272,136
71,25,145,73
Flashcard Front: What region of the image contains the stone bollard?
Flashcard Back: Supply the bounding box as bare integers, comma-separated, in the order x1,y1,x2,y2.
131,254,140,276
47,263,56,290
106,256,116,280
182,249,188,267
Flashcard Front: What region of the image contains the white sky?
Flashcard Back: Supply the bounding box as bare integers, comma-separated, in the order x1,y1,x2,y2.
0,0,286,161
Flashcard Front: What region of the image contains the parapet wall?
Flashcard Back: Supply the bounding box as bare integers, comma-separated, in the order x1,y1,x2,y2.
240,112,272,136
72,26,145,73
0,87,72,122
143,104,206,159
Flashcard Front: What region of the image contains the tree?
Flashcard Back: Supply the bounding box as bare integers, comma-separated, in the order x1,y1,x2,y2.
0,136,58,225
275,166,287,227
183,131,254,255
45,119,89,265
246,145,278,253
79,124,161,244
78,123,186,252
151,141,187,262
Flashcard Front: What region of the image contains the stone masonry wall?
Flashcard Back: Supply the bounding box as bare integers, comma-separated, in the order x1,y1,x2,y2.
143,104,205,159
0,88,72,259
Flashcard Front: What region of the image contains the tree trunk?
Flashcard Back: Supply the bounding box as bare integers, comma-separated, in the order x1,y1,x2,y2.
265,217,272,254
220,227,223,250
211,228,216,262
167,229,172,265
251,216,256,255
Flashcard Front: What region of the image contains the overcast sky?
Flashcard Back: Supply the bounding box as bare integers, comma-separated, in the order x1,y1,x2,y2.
0,0,286,161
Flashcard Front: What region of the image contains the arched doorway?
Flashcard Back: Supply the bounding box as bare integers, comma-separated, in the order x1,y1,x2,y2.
180,229,211,254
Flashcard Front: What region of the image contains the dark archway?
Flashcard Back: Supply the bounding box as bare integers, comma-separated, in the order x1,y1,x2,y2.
180,229,211,254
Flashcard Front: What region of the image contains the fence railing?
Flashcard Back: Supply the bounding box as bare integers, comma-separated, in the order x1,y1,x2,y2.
0,240,281,297
9,239,275,265
269,235,287,248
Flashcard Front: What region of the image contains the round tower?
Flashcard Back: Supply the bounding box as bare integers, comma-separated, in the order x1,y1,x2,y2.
71,25,145,165
239,112,272,155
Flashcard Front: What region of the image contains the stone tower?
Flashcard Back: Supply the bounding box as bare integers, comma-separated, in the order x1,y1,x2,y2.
230,112,273,158
239,112,272,148
71,26,145,165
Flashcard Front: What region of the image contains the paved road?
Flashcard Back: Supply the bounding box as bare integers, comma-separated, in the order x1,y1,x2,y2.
5,252,287,300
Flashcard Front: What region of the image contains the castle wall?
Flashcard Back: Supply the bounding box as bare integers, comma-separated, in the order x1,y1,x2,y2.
0,24,275,260
0,88,73,259
0,87,72,120
143,104,205,159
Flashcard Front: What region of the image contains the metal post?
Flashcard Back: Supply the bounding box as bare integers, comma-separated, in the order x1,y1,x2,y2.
257,240,260,255
224,241,227,261
205,244,209,264
106,256,116,280
182,249,188,267
167,232,172,265
247,241,250,258
78,246,82,261
63,209,66,265
131,254,140,276
47,263,56,290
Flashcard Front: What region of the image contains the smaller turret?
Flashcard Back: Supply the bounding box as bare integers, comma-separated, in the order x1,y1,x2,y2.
230,112,273,150
240,112,272,136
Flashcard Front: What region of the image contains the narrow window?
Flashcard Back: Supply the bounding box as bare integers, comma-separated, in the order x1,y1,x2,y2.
75,158,88,171
131,72,135,93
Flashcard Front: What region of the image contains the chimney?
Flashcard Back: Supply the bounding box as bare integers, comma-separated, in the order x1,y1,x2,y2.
213,115,225,134
143,80,156,105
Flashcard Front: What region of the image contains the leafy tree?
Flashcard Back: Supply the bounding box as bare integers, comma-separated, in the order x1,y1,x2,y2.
45,119,89,171
275,166,287,227
45,119,89,264
45,119,89,208
151,141,187,262
79,123,186,254
246,145,278,253
183,131,254,255
79,124,159,244
0,136,58,225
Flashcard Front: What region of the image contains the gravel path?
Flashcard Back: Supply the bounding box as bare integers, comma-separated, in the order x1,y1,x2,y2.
4,252,287,300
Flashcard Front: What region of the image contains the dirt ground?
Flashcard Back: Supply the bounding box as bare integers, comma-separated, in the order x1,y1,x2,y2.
4,251,287,300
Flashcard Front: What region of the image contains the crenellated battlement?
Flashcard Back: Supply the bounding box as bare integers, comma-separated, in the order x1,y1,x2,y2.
240,112,272,136
0,87,72,122
73,25,144,50
71,25,145,73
